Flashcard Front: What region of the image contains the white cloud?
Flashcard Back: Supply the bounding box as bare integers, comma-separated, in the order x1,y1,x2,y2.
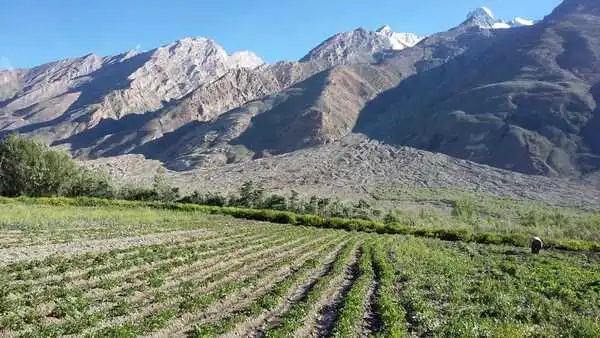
134,43,142,51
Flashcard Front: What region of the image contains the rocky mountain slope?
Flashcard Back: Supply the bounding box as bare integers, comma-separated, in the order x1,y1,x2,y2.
83,135,600,209
355,0,600,178
3,1,599,186
300,26,422,66
0,38,264,142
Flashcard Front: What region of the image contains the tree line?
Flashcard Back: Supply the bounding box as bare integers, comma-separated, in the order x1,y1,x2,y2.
0,135,381,219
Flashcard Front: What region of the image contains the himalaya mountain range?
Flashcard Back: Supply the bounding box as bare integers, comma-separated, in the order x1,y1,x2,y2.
2,0,600,184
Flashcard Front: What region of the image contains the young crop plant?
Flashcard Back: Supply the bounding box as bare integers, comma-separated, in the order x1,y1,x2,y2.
330,241,375,337
371,241,407,337
264,239,358,337
189,238,348,336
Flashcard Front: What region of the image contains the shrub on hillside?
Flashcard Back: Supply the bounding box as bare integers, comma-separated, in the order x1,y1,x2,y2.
117,173,180,202
231,181,265,208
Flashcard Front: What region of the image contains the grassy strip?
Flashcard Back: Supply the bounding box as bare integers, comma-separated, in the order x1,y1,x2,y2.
330,242,374,337
371,243,407,338
383,237,600,337
263,240,357,338
189,239,347,337
1,196,598,252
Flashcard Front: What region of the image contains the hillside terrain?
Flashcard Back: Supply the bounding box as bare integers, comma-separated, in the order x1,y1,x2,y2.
2,0,600,205
355,0,600,178
83,135,600,209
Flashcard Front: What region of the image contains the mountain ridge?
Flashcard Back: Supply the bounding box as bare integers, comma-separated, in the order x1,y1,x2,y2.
4,2,599,187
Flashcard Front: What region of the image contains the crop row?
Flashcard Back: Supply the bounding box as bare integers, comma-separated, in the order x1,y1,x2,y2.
3,227,338,336
90,234,345,337
1,230,290,320
330,240,375,337
263,239,358,337
12,231,341,336
189,239,350,336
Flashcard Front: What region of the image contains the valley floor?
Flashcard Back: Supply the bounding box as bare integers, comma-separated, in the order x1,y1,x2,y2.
0,203,598,337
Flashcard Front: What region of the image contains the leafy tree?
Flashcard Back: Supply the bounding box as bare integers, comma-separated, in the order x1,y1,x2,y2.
203,192,227,207
61,168,114,198
0,134,81,197
235,181,265,208
263,194,288,210
152,172,180,202
288,190,300,212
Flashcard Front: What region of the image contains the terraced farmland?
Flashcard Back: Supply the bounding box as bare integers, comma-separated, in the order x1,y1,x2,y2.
0,203,598,337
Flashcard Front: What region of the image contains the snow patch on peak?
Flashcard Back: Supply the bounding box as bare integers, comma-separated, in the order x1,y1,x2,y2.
464,7,535,30
228,51,265,69
510,17,535,26
468,7,495,20
492,22,512,29
375,25,423,50
481,7,495,19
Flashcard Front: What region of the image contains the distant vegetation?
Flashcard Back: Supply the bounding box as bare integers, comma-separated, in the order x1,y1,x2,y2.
1,135,600,252
0,134,113,198
0,135,381,218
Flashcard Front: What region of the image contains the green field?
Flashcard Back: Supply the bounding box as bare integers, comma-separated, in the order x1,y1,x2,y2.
0,202,598,337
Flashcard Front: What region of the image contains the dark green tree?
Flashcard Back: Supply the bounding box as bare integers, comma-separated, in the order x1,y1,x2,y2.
0,134,80,197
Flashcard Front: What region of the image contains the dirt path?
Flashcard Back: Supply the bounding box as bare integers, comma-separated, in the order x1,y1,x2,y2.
0,229,214,264
361,278,380,337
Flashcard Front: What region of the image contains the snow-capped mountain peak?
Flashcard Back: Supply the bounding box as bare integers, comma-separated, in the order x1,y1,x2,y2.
509,17,536,27
464,7,535,30
228,51,265,69
466,7,500,28
468,7,496,20
301,25,422,65
375,25,423,50
376,25,393,35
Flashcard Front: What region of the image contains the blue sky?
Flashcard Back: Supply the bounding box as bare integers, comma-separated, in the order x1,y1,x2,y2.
1,0,562,69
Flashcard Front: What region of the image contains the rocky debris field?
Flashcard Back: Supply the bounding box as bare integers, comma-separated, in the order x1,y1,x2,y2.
83,136,600,209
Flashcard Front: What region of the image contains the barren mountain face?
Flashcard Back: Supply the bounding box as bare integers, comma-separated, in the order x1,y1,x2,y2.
1,38,264,143
355,0,600,178
2,0,600,185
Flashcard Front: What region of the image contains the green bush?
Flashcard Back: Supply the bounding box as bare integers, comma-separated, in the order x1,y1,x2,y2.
61,168,114,198
452,197,476,221
0,134,114,198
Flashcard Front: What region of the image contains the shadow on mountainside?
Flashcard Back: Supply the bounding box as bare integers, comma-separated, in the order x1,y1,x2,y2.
354,2,600,178
231,69,332,156
9,51,154,136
